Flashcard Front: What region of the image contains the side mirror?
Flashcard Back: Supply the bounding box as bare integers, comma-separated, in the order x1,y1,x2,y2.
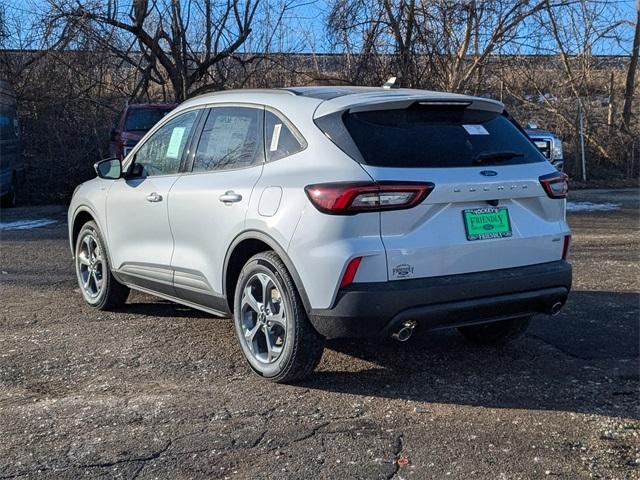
94,158,122,180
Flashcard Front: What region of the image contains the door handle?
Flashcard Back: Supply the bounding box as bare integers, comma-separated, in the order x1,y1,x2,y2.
219,191,243,204
146,192,163,203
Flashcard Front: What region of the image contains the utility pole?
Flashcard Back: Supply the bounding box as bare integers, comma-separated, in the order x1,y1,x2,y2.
578,100,587,183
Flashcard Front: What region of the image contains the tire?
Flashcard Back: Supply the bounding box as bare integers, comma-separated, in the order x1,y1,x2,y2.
458,315,532,345
1,178,16,208
74,221,129,310
233,251,325,383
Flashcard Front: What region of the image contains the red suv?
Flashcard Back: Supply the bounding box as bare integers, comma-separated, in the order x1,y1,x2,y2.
109,103,176,160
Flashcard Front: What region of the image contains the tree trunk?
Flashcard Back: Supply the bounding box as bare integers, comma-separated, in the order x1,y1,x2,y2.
621,3,640,131
607,71,615,129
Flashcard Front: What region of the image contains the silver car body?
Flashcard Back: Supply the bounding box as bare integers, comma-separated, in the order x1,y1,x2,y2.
69,87,571,326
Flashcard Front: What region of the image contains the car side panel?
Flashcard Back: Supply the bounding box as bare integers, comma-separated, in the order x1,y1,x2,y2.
251,126,387,311
68,178,114,255
168,165,264,299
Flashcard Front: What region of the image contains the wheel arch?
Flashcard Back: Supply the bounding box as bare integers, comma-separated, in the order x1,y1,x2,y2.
70,206,113,265
223,230,311,314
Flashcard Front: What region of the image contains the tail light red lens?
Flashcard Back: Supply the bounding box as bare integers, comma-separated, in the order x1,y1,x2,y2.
562,235,571,260
539,172,569,199
304,181,434,215
339,257,363,289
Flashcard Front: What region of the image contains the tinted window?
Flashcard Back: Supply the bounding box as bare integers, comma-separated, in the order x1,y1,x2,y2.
343,106,545,167
193,107,263,172
124,107,172,131
133,110,198,177
265,111,305,161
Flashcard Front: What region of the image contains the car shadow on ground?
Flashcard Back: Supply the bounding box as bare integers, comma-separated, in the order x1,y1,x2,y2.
113,290,639,417
300,290,639,418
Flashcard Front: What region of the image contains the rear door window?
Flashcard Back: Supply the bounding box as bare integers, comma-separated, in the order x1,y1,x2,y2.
192,106,264,172
342,105,544,168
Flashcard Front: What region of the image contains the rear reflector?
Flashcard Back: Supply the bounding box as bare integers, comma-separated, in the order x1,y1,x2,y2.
340,257,362,289
305,181,434,214
562,235,571,260
539,172,569,199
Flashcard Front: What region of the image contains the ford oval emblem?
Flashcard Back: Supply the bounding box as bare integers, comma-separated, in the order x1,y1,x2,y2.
480,170,498,177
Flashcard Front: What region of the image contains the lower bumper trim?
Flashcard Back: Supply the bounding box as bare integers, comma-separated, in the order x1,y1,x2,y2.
308,261,572,339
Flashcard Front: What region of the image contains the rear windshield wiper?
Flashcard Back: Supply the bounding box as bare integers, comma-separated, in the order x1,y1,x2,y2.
473,151,524,165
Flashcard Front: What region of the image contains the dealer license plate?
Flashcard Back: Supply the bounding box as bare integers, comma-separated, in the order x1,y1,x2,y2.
463,207,512,241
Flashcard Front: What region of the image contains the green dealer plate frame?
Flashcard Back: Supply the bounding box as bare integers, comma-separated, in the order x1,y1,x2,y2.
463,207,512,241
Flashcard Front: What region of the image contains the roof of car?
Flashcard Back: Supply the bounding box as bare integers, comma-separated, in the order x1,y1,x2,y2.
284,85,479,101
173,86,505,119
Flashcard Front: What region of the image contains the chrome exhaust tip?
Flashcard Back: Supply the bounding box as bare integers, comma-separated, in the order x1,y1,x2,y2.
550,302,563,316
392,320,417,342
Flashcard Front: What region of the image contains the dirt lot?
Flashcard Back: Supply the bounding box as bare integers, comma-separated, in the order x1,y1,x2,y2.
0,189,638,479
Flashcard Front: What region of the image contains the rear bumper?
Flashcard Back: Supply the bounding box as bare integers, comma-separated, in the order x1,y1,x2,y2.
308,261,572,339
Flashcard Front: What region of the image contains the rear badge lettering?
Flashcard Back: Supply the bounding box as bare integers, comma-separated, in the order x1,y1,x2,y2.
480,170,498,177
393,264,414,278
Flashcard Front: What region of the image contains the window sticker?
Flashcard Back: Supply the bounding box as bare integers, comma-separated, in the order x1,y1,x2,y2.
269,123,282,151
166,127,186,159
205,115,251,161
463,124,489,135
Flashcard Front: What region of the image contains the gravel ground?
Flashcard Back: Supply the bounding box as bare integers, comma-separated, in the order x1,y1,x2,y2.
0,189,638,479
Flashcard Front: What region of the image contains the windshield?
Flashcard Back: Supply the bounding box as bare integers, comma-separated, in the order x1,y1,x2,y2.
342,105,545,168
124,107,172,132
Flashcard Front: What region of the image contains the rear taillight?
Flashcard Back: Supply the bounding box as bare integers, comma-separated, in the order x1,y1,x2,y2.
562,235,571,260
304,181,434,215
339,257,362,288
539,172,569,199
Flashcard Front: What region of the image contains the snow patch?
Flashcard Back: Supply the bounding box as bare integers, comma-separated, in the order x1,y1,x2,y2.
0,219,57,230
566,201,621,212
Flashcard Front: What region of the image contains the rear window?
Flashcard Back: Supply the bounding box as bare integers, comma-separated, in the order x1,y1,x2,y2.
342,105,545,168
124,108,172,132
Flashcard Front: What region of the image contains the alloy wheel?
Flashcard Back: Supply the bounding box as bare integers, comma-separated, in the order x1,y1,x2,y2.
240,272,287,364
76,232,105,299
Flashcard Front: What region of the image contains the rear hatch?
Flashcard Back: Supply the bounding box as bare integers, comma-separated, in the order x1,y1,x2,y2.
315,93,567,281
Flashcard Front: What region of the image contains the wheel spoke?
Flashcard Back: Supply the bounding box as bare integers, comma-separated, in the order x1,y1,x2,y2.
257,273,272,304
89,238,97,261
244,322,261,351
242,286,261,313
92,271,102,291
93,244,102,262
77,251,90,266
263,326,281,362
82,236,91,255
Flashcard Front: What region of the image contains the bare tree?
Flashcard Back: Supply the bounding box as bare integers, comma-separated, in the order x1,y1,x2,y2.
621,0,639,132
46,0,262,101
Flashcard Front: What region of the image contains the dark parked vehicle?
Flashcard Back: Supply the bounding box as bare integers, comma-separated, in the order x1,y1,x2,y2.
525,122,564,171
0,80,24,208
109,103,176,160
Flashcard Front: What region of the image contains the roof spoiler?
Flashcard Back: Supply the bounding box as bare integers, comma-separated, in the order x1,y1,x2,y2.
314,92,504,119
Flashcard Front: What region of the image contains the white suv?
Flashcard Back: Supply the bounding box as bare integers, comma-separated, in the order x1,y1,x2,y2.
68,87,572,382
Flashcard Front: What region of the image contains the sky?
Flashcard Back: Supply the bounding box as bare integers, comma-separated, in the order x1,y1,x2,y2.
2,0,638,55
